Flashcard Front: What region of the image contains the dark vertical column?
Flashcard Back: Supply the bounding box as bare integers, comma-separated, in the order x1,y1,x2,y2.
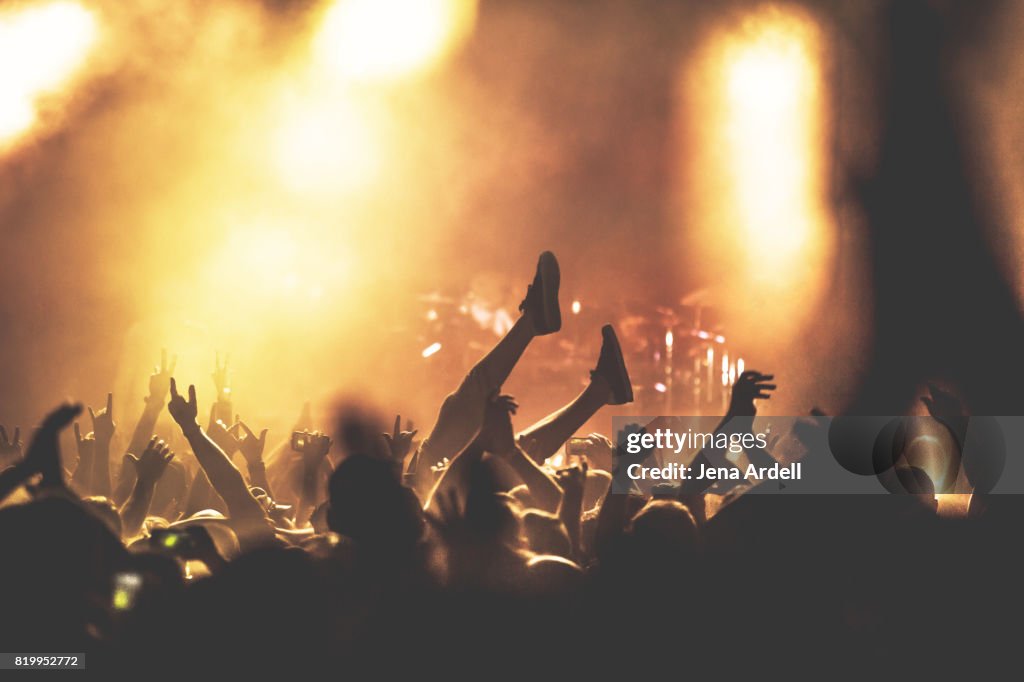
849,0,1024,414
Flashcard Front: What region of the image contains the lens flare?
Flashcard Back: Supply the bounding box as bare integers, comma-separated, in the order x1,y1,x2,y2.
0,1,98,147
313,0,477,82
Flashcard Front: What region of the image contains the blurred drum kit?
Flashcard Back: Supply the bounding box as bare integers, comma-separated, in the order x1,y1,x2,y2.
609,289,743,414
413,287,744,415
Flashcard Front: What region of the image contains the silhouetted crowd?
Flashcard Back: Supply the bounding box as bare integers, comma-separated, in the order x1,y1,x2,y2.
0,252,1019,676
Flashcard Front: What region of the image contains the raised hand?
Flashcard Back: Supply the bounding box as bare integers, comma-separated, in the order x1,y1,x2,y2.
89,392,116,443
231,420,268,467
25,403,82,486
146,349,177,407
554,456,589,501
560,432,613,467
728,371,776,417
206,406,240,455
475,394,518,455
0,425,22,463
150,525,226,570
126,436,175,484
168,378,199,432
293,430,332,468
382,415,417,466
73,422,95,463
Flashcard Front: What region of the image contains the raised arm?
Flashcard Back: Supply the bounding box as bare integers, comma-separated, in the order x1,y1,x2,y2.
381,414,418,480
0,423,31,505
265,401,312,486
294,431,332,527
479,394,563,513
679,371,776,498
125,350,176,460
167,379,271,546
231,420,273,499
88,393,116,498
119,436,175,538
69,423,95,495
554,458,588,560
1,404,83,504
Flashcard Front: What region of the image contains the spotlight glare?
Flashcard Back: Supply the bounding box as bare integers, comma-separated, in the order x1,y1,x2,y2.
273,98,377,194
0,1,97,146
314,0,478,82
719,7,824,269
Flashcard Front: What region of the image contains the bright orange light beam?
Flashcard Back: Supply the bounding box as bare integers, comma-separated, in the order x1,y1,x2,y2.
0,1,98,148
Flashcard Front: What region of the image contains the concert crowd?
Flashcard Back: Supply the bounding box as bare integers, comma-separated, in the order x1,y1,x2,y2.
0,251,1018,675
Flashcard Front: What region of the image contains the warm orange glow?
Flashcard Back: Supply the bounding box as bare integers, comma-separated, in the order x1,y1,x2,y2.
313,0,478,82
0,1,97,147
272,92,379,194
719,7,825,274
936,494,970,518
682,3,833,374
95,0,481,418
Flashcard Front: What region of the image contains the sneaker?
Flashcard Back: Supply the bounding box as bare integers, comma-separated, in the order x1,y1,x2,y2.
592,325,633,405
518,251,561,335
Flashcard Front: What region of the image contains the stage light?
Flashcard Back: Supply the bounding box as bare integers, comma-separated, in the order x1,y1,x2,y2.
684,4,833,365
654,382,667,393
273,97,377,194
722,8,821,262
665,330,674,350
0,1,97,146
313,0,478,82
422,342,442,358
571,300,581,315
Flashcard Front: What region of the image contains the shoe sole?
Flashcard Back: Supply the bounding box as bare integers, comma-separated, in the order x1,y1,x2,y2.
601,324,633,404
536,251,561,334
